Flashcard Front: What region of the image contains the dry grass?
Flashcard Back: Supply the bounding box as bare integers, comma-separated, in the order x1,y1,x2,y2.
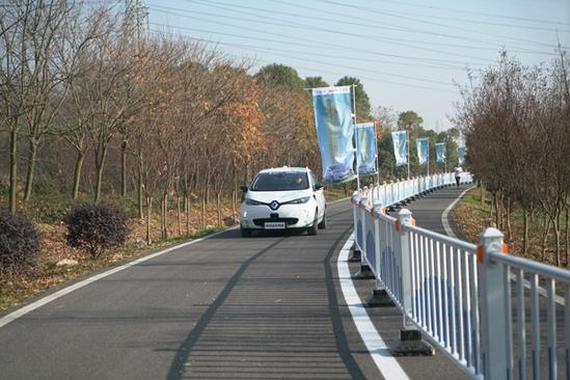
453,187,569,266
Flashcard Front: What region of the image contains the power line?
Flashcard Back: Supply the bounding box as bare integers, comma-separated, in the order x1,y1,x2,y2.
150,23,457,88
310,0,570,50
155,1,495,65
150,28,461,94
184,0,566,53
148,7,484,67
373,0,570,27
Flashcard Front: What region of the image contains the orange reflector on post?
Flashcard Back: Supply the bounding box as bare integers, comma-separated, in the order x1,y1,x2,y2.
395,220,401,232
502,243,509,254
477,245,485,263
411,218,416,226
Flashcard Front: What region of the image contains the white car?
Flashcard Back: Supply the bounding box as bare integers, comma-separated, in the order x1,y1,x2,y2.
239,167,326,237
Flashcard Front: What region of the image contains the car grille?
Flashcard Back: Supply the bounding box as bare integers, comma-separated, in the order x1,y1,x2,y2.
253,218,299,227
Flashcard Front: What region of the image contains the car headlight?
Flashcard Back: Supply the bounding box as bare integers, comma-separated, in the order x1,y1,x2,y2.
245,198,264,206
287,196,311,204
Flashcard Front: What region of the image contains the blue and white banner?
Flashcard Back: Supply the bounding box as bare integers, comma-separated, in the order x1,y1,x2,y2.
435,143,446,163
416,137,429,165
312,86,355,184
356,122,378,175
391,130,408,166
457,146,466,165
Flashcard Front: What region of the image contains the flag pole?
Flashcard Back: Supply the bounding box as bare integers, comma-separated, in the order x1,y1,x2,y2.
427,136,430,177
352,84,360,190
374,121,380,186
407,131,410,179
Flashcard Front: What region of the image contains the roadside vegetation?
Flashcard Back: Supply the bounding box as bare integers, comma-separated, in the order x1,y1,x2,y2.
456,51,569,267
454,187,569,268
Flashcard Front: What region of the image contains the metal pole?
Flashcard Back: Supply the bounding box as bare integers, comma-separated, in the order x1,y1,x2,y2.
427,136,430,177
374,121,380,186
352,84,360,190
407,131,410,179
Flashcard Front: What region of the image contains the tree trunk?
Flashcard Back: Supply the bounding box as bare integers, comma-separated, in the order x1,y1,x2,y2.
163,192,169,240
541,215,551,262
554,214,561,267
522,208,529,256
565,206,570,266
492,192,498,228
9,128,18,214
23,140,38,205
217,192,222,227
72,150,85,200
185,194,190,236
94,143,108,203
232,191,237,220
201,196,206,229
137,153,144,219
177,195,182,236
120,139,128,198
505,197,512,242
146,196,152,245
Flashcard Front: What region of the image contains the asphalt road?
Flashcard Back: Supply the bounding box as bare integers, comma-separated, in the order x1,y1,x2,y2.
0,185,477,379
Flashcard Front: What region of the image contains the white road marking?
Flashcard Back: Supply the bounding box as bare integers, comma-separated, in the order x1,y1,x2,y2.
441,185,474,239
337,235,410,380
0,227,238,329
441,186,564,305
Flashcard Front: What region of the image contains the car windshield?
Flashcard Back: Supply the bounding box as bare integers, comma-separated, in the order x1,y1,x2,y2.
250,172,309,191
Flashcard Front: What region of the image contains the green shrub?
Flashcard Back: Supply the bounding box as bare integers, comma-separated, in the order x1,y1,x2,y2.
65,203,129,258
0,211,41,275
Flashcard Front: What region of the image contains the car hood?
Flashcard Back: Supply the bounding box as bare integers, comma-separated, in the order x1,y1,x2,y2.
245,189,312,204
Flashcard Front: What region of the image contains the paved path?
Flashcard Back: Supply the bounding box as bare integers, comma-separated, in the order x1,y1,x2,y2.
0,186,474,379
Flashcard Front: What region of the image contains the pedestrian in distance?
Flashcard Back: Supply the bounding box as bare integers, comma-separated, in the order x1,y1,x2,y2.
453,165,463,187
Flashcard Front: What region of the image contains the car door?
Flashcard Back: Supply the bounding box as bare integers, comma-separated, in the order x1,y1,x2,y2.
310,171,325,219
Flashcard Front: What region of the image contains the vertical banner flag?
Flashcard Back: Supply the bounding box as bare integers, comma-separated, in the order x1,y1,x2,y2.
435,143,446,163
416,137,429,165
356,122,378,175
312,86,355,184
391,130,408,166
458,146,466,165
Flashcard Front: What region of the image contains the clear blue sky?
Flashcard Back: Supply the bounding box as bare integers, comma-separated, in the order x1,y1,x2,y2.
147,0,570,131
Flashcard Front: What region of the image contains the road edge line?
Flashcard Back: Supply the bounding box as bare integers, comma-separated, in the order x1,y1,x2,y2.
441,185,475,239
0,226,238,329
337,235,410,380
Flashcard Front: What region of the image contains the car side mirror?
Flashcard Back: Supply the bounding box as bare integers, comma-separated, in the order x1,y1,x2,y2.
240,185,249,193
314,183,324,191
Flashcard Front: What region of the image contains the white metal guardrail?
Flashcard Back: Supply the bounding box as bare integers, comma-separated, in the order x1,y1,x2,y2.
351,173,570,380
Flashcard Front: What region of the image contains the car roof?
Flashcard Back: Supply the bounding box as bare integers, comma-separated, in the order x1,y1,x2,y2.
258,167,309,174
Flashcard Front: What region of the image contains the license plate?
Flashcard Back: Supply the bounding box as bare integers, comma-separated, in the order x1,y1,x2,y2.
264,222,286,230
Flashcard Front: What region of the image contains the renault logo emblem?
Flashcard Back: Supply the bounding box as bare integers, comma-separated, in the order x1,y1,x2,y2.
269,201,279,210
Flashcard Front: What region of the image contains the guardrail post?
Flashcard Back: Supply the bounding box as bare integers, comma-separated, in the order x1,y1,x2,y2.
354,191,374,279
478,227,509,380
394,208,434,355
365,201,395,307
349,191,361,262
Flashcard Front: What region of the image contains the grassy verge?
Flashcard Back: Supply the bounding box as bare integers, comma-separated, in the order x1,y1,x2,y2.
453,187,568,266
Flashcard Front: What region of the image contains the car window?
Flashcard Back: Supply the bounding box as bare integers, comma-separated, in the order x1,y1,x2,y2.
250,172,309,191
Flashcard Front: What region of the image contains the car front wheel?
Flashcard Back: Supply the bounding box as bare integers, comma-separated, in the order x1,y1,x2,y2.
240,227,252,237
318,212,327,229
307,213,318,236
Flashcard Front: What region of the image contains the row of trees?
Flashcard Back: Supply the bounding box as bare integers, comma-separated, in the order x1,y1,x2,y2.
456,51,570,266
0,1,460,246
0,1,319,240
